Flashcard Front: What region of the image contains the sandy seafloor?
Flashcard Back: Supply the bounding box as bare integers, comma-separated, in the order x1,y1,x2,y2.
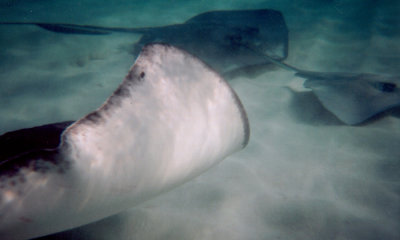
0,0,399,239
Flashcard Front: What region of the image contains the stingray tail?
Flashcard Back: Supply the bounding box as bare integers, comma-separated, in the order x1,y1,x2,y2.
0,22,152,35
242,44,300,73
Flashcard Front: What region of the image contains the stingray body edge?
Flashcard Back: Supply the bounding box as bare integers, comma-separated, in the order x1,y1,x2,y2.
0,43,249,240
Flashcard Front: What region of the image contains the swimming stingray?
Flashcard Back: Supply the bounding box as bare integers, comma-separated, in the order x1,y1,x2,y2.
3,8,397,125
255,51,400,125
0,43,250,239
0,9,289,75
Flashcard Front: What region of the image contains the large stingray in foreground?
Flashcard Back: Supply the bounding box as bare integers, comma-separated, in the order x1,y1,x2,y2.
0,44,250,239
0,9,288,75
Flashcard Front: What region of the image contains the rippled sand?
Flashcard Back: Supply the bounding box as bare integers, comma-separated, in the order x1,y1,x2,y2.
0,1,399,239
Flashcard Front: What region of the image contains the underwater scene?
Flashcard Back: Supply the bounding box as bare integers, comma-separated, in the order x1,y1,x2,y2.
0,0,399,239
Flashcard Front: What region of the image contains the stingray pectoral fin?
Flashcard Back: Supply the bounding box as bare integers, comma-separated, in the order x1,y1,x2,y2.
0,121,74,166
0,43,249,239
185,9,289,60
64,43,250,178
303,74,400,125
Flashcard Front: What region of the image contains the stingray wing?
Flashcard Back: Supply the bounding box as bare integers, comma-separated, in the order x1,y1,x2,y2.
0,43,249,239
185,9,288,60
0,121,74,179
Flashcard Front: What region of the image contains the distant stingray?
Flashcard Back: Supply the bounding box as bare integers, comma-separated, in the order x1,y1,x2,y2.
2,9,397,125
0,9,288,75
255,51,400,125
0,44,250,239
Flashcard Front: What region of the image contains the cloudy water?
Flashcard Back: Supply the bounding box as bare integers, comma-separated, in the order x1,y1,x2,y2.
0,0,399,239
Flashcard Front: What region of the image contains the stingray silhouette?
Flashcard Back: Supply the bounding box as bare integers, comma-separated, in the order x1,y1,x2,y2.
2,8,398,125
253,51,400,125
0,9,288,75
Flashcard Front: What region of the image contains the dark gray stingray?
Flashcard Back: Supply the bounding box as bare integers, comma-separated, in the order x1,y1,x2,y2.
3,9,397,125
257,52,400,125
0,9,288,75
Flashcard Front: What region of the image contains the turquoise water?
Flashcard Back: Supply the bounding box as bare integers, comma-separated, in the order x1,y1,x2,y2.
0,1,399,239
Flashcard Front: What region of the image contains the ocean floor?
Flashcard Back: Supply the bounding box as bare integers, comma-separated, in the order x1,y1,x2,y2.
0,1,399,239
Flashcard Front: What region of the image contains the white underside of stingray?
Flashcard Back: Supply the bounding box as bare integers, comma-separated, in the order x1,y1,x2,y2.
0,43,249,240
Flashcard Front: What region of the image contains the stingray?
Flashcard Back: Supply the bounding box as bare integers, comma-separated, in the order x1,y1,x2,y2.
0,9,288,75
4,9,396,125
255,51,400,125
0,43,250,239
